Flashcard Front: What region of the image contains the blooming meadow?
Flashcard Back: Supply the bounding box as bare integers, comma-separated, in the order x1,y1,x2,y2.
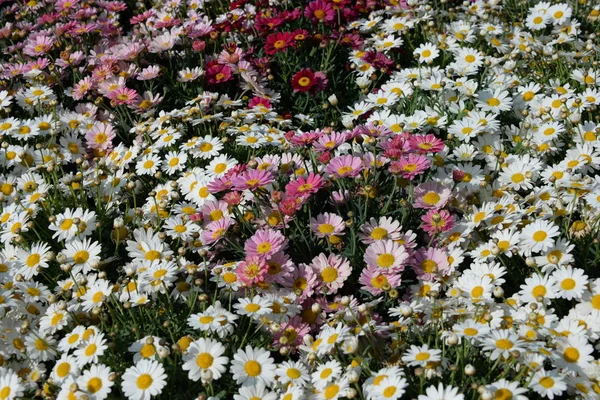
1,0,600,399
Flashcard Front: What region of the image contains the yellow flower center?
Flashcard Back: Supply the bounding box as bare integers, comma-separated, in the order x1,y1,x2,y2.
87,377,103,393
532,231,547,242
321,267,338,283
244,360,262,377
495,339,513,350
563,347,580,363
136,374,153,390
539,377,554,389
56,362,71,378
73,250,89,264
85,344,97,357
196,352,214,369
376,254,395,268
423,192,440,205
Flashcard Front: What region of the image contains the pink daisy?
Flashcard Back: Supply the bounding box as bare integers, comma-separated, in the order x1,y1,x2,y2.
201,200,230,225
286,172,324,198
413,182,452,209
310,253,352,294
107,87,139,106
23,36,54,57
208,177,234,194
238,256,268,286
364,240,409,273
289,131,321,146
359,266,402,296
313,131,348,152
245,229,286,259
310,213,345,239
85,122,116,151
231,169,274,191
279,197,300,217
330,190,350,206
325,155,364,178
359,217,402,244
389,153,431,180
381,134,411,160
412,247,451,281
421,209,455,236
201,217,234,245
355,122,393,138
408,134,445,154
287,263,317,301
397,230,418,253
71,77,94,100
264,251,294,284
222,191,242,207
273,316,310,353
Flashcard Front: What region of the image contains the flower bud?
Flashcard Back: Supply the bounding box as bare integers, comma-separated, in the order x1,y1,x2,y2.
445,333,459,346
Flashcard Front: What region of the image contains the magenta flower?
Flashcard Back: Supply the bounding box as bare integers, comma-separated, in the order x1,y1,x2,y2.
325,155,364,178
304,0,335,24
206,64,233,85
359,266,402,296
412,247,451,281
245,229,286,259
231,169,274,191
389,153,431,180
310,253,351,294
413,182,452,209
421,209,455,236
286,172,324,198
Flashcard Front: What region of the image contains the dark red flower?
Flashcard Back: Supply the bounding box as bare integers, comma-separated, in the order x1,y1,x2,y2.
255,14,286,32
290,68,328,95
291,68,316,92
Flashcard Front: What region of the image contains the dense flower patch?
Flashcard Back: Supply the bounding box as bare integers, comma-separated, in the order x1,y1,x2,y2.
1,0,600,398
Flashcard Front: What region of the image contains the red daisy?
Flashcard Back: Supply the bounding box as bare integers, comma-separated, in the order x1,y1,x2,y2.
291,68,328,94
264,32,295,55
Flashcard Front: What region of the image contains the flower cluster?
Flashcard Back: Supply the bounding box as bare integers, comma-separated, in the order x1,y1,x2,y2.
0,0,600,399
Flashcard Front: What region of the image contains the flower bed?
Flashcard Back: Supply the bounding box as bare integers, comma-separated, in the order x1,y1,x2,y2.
1,0,600,399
